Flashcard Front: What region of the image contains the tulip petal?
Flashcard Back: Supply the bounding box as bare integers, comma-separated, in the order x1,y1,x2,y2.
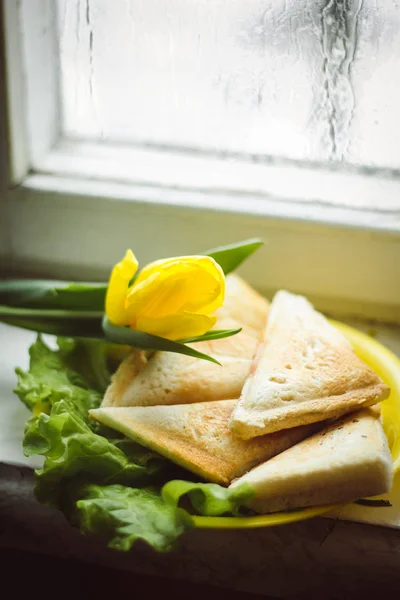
127,256,225,319
179,258,225,315
105,250,139,325
125,269,189,319
134,256,187,284
134,312,217,341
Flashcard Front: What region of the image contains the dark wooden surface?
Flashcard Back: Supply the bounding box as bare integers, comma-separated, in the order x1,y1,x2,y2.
0,548,270,599
2,463,400,599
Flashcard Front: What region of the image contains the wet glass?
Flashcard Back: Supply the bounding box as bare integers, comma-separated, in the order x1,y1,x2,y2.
58,1,400,169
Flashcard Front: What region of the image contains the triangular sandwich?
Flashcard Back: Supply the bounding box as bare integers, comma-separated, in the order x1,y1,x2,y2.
229,408,393,513
229,290,389,439
90,400,317,486
102,274,269,408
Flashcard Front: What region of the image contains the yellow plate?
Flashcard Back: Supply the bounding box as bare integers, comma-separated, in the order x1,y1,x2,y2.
193,320,400,529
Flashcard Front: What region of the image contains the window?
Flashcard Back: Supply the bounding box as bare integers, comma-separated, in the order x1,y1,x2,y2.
1,0,400,322
58,0,400,169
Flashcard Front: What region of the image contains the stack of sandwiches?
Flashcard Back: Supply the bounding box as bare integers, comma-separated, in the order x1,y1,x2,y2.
90,274,394,514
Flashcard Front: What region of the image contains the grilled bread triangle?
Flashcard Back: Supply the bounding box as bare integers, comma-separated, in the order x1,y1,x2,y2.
102,274,269,408
229,290,389,439
90,400,317,486
230,408,393,513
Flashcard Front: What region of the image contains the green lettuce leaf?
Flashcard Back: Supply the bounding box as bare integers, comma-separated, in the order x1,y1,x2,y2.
77,484,193,552
162,480,254,516
14,336,102,416
56,337,126,393
14,336,254,551
24,400,147,504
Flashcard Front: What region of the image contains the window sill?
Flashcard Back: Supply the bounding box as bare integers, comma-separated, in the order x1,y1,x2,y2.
5,172,400,322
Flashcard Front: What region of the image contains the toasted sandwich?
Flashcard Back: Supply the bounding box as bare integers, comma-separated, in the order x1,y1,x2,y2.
229,290,389,439
90,400,317,486
229,408,393,512
102,274,269,408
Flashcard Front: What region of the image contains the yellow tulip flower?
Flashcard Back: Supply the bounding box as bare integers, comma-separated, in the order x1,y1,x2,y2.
105,250,225,340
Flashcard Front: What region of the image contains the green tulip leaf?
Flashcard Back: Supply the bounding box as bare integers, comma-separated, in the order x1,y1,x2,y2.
102,317,221,365
0,305,104,338
178,328,242,344
0,279,107,310
204,238,264,275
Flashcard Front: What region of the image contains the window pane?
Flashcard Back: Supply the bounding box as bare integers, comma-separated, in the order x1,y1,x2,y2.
57,0,400,169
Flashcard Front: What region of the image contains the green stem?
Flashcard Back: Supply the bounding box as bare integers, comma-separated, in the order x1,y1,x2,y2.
102,317,221,365
0,316,105,338
0,305,103,319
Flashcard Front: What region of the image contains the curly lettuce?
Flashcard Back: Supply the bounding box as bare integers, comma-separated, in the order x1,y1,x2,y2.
77,485,192,552
14,336,253,552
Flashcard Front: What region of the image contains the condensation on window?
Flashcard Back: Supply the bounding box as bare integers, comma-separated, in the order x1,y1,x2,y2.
57,0,400,170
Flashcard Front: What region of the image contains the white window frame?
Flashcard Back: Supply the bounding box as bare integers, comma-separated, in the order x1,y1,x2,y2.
1,0,400,322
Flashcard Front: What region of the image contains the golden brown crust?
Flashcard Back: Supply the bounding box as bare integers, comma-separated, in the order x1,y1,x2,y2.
90,400,317,485
230,290,390,438
230,408,393,513
215,274,269,336
231,382,389,439
102,274,269,408
101,350,149,407
108,353,253,407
